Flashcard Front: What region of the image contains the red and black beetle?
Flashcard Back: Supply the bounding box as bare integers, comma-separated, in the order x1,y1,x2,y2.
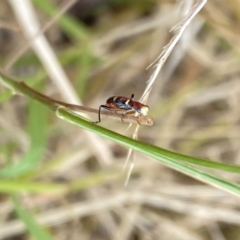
93,94,149,124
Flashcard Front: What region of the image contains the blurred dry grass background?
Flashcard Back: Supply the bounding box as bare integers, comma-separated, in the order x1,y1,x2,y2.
1,0,240,239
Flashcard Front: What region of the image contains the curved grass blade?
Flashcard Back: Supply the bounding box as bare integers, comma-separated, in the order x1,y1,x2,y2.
57,108,240,196
0,180,65,194
11,194,54,240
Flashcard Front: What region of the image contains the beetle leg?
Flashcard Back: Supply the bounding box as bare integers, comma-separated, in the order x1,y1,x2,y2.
112,110,125,124
120,113,125,124
136,115,142,125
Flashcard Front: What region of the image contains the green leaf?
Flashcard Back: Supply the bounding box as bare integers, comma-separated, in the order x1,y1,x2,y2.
57,108,240,196
0,180,65,193
32,0,88,40
0,148,44,178
12,194,55,240
0,89,13,103
0,83,48,178
27,91,48,149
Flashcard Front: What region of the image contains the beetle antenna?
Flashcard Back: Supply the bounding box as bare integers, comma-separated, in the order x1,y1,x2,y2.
130,94,134,99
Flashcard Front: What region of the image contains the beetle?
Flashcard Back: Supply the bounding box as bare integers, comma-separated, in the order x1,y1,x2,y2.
92,94,149,124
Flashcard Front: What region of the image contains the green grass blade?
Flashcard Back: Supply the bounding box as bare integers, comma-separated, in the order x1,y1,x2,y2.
33,0,88,40
0,148,44,178
1,70,240,195
0,84,48,178
161,157,240,196
0,89,13,103
57,108,240,173
0,180,65,193
11,194,55,240
27,85,48,151
57,108,240,196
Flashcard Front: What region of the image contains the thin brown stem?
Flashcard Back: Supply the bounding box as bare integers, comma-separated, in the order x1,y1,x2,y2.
0,69,153,126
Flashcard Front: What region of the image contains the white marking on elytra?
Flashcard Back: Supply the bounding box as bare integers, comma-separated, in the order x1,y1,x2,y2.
125,99,130,105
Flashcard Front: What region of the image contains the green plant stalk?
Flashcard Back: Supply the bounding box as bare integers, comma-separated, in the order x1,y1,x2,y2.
0,180,66,193
1,69,240,172
32,0,88,40
57,108,240,196
1,69,240,195
57,106,240,173
12,194,54,240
